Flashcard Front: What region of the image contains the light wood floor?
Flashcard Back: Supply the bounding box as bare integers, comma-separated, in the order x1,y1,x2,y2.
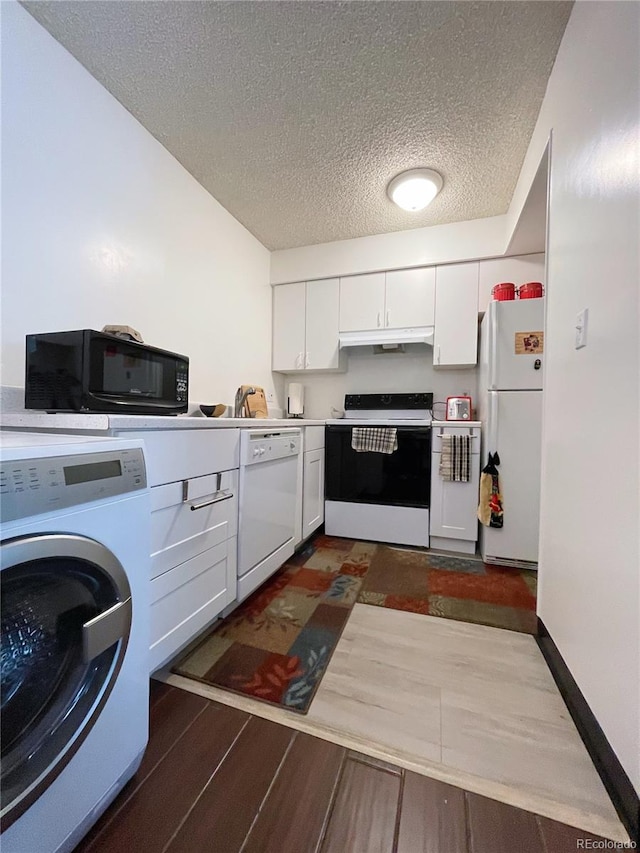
161,603,628,843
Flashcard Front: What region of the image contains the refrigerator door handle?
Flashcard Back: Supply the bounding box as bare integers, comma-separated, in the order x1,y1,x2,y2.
489,303,498,390
490,393,498,452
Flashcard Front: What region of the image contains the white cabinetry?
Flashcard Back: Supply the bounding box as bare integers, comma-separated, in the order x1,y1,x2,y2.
478,253,545,314
272,278,344,372
120,428,240,672
272,282,305,371
384,268,435,328
339,268,435,332
302,426,325,541
339,273,386,331
430,425,481,555
433,262,479,367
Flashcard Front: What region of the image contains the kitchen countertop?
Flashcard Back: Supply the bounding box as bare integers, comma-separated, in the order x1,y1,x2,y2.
431,420,482,428
0,412,326,431
0,413,481,431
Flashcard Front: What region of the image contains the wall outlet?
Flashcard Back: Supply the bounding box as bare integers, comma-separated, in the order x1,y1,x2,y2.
575,308,589,349
266,390,275,403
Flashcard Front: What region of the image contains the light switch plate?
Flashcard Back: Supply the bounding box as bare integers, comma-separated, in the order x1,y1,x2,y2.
576,308,589,349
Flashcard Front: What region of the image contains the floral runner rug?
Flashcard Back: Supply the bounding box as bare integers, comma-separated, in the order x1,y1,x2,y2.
172,534,537,714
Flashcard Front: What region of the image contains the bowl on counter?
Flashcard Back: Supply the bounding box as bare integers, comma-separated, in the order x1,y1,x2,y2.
199,404,227,418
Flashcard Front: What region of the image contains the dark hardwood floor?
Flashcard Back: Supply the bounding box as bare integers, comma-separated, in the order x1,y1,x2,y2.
73,681,614,853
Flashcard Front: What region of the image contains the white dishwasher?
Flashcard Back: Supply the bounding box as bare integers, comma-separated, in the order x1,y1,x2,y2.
237,428,301,602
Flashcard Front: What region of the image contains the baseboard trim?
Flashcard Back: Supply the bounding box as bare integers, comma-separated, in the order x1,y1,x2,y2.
536,618,639,845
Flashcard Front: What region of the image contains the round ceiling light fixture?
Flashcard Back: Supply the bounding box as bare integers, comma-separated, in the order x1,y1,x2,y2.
387,168,444,212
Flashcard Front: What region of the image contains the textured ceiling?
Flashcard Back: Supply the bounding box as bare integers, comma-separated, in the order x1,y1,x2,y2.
22,1,572,250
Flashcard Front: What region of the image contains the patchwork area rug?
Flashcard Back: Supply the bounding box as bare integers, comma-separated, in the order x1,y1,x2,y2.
359,545,537,635
172,535,537,714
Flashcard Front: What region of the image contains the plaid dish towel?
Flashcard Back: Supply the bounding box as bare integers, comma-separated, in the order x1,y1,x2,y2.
439,434,471,482
351,427,398,454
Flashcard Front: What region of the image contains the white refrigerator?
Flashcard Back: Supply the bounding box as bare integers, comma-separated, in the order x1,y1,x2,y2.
477,298,545,568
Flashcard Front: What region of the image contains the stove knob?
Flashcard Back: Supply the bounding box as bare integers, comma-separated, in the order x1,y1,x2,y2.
252,447,260,458
259,447,265,456
381,395,391,405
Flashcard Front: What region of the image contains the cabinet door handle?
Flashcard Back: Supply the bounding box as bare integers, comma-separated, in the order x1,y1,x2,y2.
305,351,310,368
386,310,390,327
437,344,441,364
190,491,234,511
377,312,381,328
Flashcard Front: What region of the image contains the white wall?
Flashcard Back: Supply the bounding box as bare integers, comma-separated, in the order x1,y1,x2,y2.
285,352,478,420
270,216,507,284
1,2,279,412
515,2,639,791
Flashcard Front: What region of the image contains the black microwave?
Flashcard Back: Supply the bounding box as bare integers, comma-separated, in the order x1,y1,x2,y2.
25,330,189,415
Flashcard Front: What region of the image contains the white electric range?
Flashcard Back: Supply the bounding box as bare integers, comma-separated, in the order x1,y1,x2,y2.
325,393,433,547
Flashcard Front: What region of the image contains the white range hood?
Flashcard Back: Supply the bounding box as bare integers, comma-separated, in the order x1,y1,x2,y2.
338,326,435,349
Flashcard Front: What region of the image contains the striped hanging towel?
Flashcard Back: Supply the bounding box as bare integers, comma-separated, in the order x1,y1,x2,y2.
351,427,398,454
439,434,471,482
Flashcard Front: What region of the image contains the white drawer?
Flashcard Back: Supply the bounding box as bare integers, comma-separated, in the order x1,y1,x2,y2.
149,537,236,672
431,426,481,454
150,469,238,579
117,428,239,486
304,425,325,452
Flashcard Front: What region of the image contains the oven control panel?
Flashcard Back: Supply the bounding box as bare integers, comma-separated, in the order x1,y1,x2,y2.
345,392,434,410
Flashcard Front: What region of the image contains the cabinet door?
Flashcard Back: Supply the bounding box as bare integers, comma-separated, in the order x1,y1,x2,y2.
430,452,480,542
149,538,236,672
305,278,340,369
384,268,435,328
339,273,385,332
302,448,325,539
478,253,545,314
433,263,479,366
272,282,306,371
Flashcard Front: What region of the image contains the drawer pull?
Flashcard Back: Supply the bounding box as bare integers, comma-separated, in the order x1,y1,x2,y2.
190,491,234,511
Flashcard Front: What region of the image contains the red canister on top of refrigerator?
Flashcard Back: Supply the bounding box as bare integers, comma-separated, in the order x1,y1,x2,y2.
492,282,516,301
519,281,544,299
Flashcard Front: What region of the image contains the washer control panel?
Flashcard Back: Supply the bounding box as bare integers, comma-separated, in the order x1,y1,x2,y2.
1,447,146,523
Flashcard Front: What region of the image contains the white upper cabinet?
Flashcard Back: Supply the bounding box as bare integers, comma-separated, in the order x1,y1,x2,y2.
433,262,479,367
339,273,386,332
339,268,435,332
478,253,545,313
272,278,343,372
305,278,341,371
272,281,306,371
384,268,435,328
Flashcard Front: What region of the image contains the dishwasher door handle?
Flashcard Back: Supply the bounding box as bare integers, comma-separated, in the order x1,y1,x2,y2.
190,491,234,511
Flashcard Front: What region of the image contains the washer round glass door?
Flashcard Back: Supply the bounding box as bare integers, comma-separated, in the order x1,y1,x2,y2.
0,534,132,829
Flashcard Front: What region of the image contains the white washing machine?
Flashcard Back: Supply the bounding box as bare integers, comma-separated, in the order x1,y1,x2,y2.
0,432,150,853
